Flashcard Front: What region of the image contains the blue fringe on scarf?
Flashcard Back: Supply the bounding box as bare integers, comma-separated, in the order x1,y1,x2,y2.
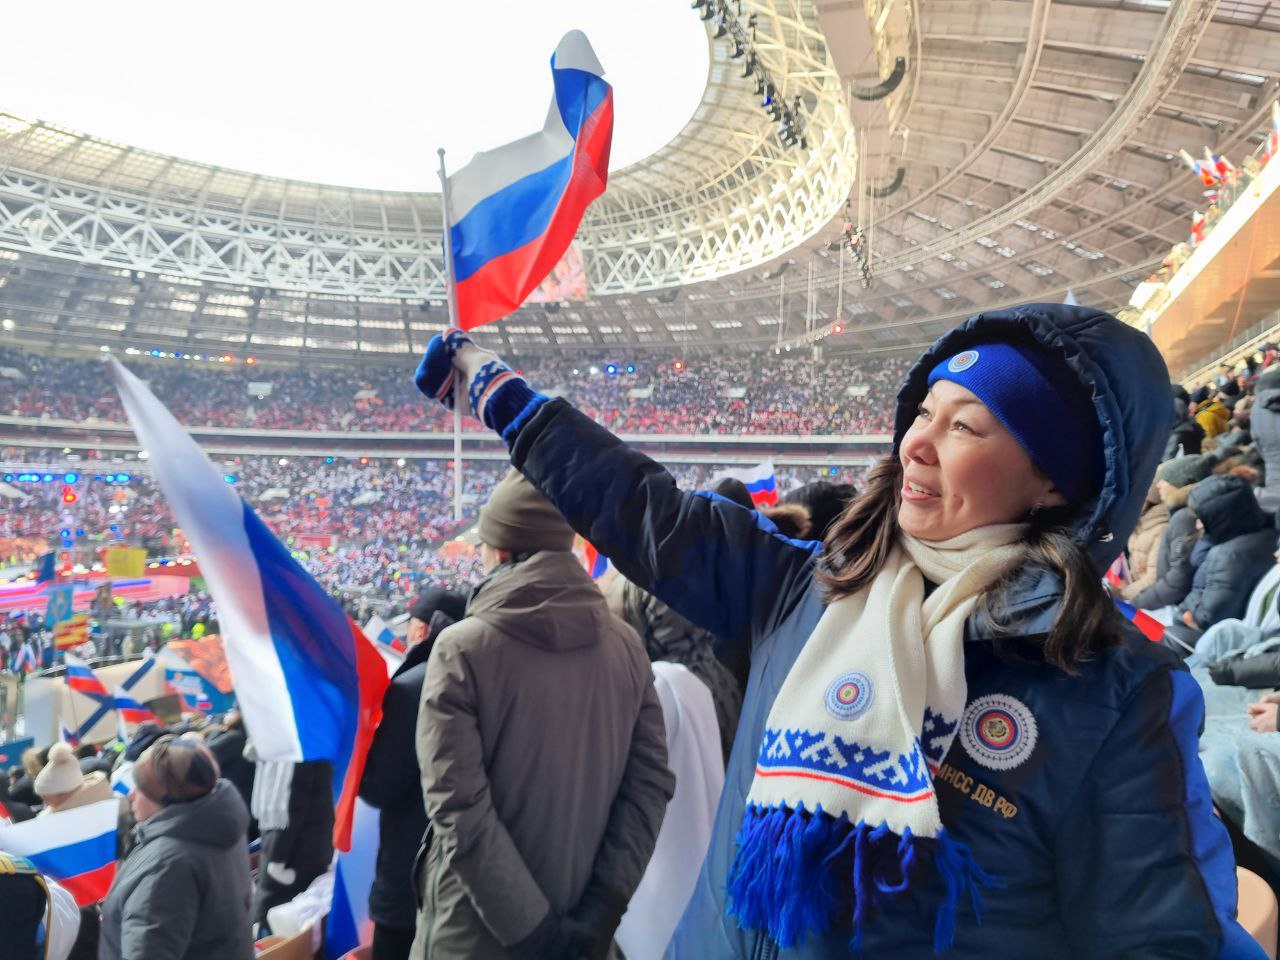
726,803,998,953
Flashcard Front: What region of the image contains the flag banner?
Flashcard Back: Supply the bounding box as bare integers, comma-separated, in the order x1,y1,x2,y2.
58,721,80,748
113,685,160,726
104,547,147,580
363,614,403,653
709,460,779,507
1114,599,1165,643
13,641,38,674
54,614,90,650
75,653,159,740
0,799,118,905
108,357,388,857
63,652,111,700
46,584,74,627
34,552,55,584
446,30,613,329
573,535,609,580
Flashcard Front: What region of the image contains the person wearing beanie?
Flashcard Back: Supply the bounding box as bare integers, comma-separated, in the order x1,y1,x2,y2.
99,735,251,960
415,303,1258,958
358,586,466,960
1131,455,1215,614
34,743,114,816
411,467,674,959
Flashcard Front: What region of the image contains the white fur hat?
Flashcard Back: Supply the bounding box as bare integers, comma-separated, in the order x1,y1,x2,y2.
34,742,83,797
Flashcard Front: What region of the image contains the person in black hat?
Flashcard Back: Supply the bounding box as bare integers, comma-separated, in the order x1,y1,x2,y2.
358,588,465,960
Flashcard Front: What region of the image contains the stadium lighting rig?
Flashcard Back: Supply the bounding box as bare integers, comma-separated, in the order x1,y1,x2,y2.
693,0,807,150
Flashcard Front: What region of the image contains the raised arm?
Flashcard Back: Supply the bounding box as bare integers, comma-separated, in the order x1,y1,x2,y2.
414,329,820,650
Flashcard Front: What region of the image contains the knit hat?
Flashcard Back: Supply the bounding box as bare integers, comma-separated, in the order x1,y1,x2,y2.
927,342,1102,503
409,587,467,624
1157,454,1213,488
33,743,82,797
476,469,575,553
132,735,220,805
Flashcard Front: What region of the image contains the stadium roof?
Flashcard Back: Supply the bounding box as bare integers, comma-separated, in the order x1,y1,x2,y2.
1,0,1278,360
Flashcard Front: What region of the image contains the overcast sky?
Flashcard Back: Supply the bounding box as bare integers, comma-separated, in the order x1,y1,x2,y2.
2,0,709,190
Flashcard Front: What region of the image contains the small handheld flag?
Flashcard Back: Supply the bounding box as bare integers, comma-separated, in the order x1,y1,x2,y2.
1114,599,1165,643
709,460,779,507
444,30,613,330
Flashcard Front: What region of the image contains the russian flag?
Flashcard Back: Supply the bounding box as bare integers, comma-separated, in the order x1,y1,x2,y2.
1114,599,1165,643
710,460,779,507
14,641,38,674
573,535,609,580
58,721,81,748
0,799,118,905
113,686,159,726
446,30,613,330
364,614,404,653
64,652,111,700
109,358,389,958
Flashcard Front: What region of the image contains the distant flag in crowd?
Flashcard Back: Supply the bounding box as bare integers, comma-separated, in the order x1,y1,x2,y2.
45,583,75,627
109,358,390,959
63,652,111,700
1205,147,1237,185
58,721,80,748
364,615,404,653
1114,599,1165,643
34,551,55,584
573,535,609,580
75,652,157,742
113,686,159,726
710,460,779,507
1180,149,1219,188
0,799,118,905
13,641,38,674
443,31,613,329
110,764,135,798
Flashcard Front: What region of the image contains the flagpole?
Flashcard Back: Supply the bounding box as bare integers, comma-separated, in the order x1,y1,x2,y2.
437,148,464,523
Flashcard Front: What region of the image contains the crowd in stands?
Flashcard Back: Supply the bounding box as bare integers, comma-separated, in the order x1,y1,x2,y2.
0,346,907,436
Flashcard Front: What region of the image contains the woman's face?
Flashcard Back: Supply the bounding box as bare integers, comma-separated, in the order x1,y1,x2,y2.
898,379,1064,541
130,788,162,823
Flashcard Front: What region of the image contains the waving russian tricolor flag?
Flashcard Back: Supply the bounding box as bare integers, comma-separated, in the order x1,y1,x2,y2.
1114,599,1165,643
109,357,389,958
445,30,613,329
710,460,779,507
113,686,159,726
0,799,118,905
64,652,110,700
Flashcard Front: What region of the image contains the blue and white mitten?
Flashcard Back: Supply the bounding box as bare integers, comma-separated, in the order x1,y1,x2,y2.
414,327,546,440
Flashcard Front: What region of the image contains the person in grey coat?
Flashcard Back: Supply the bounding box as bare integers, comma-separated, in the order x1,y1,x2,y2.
1252,367,1280,512
99,736,252,960
413,469,674,960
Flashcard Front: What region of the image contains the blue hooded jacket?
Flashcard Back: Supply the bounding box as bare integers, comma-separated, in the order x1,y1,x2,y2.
469,303,1264,959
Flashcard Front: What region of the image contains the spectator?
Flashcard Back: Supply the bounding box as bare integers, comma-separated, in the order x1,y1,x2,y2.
1175,475,1276,632
0,853,80,960
781,480,858,541
1196,395,1232,439
359,588,465,960
99,736,252,960
1165,384,1205,459
1252,366,1280,512
1186,559,1280,671
1118,483,1168,602
249,759,334,931
204,711,256,839
1133,455,1214,614
34,743,114,817
413,469,674,958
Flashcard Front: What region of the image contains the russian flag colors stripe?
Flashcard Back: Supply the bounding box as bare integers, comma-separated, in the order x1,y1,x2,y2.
76,653,157,741
710,460,780,507
112,686,159,725
1114,599,1166,643
0,799,118,905
63,652,111,700
446,30,613,329
109,357,388,857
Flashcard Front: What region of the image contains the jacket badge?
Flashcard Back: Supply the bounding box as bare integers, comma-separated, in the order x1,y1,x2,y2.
960,693,1037,770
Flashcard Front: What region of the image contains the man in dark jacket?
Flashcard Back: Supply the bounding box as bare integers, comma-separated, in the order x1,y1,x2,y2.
1176,475,1277,630
1165,385,1205,459
250,759,334,929
413,469,674,959
1134,454,1214,612
206,711,256,838
359,588,464,960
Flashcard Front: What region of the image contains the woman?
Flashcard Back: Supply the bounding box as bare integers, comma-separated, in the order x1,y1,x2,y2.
415,304,1261,958
98,736,252,960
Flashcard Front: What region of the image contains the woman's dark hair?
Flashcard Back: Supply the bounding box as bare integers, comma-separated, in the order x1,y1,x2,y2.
817,455,1122,671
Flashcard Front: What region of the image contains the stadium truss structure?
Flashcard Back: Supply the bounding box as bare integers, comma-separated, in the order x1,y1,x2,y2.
0,0,1279,364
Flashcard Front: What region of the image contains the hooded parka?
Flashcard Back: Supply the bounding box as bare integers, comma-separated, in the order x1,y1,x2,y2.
477,303,1262,959
413,549,674,959
1179,475,1277,629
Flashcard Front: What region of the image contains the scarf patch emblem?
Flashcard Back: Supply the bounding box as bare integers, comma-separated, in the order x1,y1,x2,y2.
824,671,874,721
960,694,1037,771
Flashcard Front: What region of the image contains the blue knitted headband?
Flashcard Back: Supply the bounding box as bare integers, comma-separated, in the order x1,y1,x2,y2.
926,342,1102,504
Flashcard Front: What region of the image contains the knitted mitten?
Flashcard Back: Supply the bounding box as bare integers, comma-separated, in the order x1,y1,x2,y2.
414,327,544,437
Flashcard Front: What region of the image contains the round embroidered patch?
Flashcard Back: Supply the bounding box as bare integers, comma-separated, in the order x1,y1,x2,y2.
825,671,874,721
960,693,1037,770
947,349,980,374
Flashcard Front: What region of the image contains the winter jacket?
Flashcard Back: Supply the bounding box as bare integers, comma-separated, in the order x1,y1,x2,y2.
98,780,252,960
607,575,743,763
489,303,1260,958
414,549,674,958
1253,385,1280,512
1164,398,1205,459
1178,475,1277,629
1197,399,1231,438
205,727,255,829
1202,565,1280,688
251,761,333,925
1132,482,1201,610
1119,499,1168,602
359,635,435,932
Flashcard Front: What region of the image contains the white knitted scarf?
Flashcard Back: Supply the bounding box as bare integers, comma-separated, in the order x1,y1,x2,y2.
729,523,1027,949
